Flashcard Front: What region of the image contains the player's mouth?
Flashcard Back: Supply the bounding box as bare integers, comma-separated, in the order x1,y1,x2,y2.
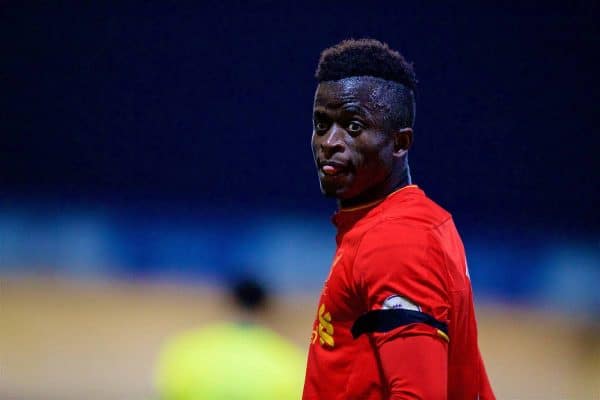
318,160,350,177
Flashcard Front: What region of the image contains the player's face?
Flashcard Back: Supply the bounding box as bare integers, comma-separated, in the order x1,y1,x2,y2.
311,77,397,206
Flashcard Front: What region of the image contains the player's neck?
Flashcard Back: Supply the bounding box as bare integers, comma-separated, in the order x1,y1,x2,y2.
337,164,412,211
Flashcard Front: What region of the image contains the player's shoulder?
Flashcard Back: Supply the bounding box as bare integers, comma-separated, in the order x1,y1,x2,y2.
377,187,452,233
355,191,460,259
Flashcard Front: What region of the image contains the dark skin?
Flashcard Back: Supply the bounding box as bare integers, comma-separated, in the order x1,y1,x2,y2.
311,76,414,209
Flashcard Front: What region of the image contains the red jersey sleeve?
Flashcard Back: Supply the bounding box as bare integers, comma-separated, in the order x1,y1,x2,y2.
354,221,451,344
379,335,447,399
353,221,450,398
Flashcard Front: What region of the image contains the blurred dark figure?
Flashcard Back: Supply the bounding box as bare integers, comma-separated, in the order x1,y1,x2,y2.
230,278,268,315
154,278,305,400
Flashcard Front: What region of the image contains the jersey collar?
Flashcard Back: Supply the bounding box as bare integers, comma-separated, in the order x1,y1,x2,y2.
332,184,420,231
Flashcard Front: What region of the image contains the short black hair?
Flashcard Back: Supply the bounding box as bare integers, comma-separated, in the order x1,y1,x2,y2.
315,38,417,129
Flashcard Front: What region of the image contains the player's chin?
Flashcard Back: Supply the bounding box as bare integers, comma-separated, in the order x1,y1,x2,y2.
319,176,353,198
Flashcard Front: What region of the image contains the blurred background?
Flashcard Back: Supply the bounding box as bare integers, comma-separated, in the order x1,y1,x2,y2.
1,2,599,399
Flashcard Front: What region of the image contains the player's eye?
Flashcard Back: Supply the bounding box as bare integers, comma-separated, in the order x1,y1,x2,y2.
347,121,363,133
315,121,329,132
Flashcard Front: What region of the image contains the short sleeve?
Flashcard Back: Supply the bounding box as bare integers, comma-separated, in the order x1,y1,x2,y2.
353,221,450,346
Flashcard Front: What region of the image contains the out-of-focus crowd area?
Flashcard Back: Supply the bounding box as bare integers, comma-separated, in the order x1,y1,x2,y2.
1,213,598,399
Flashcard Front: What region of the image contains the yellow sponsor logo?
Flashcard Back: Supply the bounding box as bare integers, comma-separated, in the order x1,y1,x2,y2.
317,303,334,347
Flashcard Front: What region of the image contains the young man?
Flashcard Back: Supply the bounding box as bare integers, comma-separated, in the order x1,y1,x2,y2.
302,39,495,400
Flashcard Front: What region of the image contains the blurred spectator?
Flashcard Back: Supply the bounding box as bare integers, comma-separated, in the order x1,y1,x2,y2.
155,278,306,400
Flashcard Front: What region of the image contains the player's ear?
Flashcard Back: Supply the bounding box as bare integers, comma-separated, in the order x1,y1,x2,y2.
392,128,413,157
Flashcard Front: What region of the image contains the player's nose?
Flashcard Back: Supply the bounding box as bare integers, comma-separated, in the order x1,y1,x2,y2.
320,124,346,157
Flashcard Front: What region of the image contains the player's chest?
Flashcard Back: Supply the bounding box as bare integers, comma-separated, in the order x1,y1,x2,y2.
317,244,364,325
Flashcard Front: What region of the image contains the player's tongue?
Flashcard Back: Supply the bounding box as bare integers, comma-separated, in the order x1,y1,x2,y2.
322,165,340,175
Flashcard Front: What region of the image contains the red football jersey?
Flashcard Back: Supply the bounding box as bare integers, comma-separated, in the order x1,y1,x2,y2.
303,185,494,400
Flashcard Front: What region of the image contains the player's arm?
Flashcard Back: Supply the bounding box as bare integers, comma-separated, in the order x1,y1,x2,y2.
353,223,450,399
379,334,447,399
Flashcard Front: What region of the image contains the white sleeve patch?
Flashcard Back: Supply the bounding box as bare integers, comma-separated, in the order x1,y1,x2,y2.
381,294,421,312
